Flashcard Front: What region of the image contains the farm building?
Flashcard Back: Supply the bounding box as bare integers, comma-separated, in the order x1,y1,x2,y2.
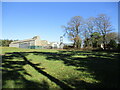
9,36,61,49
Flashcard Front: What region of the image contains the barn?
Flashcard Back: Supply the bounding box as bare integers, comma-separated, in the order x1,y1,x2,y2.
9,36,46,49
9,36,62,49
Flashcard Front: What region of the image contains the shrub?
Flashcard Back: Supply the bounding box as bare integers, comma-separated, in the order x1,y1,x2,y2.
63,45,74,49
117,44,120,50
108,39,118,49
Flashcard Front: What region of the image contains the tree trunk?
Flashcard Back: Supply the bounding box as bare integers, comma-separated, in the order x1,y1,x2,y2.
73,40,76,48
103,35,106,50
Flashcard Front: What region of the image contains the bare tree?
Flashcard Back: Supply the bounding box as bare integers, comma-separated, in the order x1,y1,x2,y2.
106,32,118,44
83,17,96,47
95,14,112,50
86,17,96,35
63,16,83,48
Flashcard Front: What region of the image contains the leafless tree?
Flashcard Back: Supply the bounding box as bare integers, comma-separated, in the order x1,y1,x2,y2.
63,16,83,48
95,14,113,49
106,32,118,44
83,17,96,47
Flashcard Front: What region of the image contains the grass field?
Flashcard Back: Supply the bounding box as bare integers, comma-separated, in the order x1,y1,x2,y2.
1,47,120,89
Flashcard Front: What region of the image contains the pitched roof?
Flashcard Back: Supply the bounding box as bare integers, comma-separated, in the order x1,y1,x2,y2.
10,36,40,44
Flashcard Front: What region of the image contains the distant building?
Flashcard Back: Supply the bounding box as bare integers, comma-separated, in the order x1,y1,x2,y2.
9,36,61,49
9,36,41,49
59,43,64,49
49,42,60,49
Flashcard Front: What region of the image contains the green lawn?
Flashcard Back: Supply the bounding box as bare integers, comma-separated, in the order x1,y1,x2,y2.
1,47,120,89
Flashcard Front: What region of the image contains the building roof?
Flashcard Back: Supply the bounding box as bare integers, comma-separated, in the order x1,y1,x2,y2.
10,36,40,44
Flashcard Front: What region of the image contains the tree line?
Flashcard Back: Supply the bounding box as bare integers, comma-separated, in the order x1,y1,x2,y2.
63,14,119,50
0,39,18,47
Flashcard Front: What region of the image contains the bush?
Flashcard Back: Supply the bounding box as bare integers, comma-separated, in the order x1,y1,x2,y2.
117,44,120,50
81,47,93,50
108,39,118,49
63,45,74,49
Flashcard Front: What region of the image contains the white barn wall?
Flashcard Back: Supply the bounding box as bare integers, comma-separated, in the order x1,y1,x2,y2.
9,43,19,48
30,40,35,46
9,36,62,49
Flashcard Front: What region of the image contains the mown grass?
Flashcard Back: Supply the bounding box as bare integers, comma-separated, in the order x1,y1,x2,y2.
1,47,120,89
1,51,61,89
0,47,59,54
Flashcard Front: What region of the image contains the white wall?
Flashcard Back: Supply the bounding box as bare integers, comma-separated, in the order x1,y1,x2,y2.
59,43,64,49
9,43,19,48
30,40,35,46
51,42,60,48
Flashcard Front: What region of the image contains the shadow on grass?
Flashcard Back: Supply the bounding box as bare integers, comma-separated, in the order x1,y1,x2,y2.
16,52,73,90
2,52,73,90
1,54,50,89
29,50,120,89
2,50,119,89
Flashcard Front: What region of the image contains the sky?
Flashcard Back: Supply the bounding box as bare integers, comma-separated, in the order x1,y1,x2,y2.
2,2,118,43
